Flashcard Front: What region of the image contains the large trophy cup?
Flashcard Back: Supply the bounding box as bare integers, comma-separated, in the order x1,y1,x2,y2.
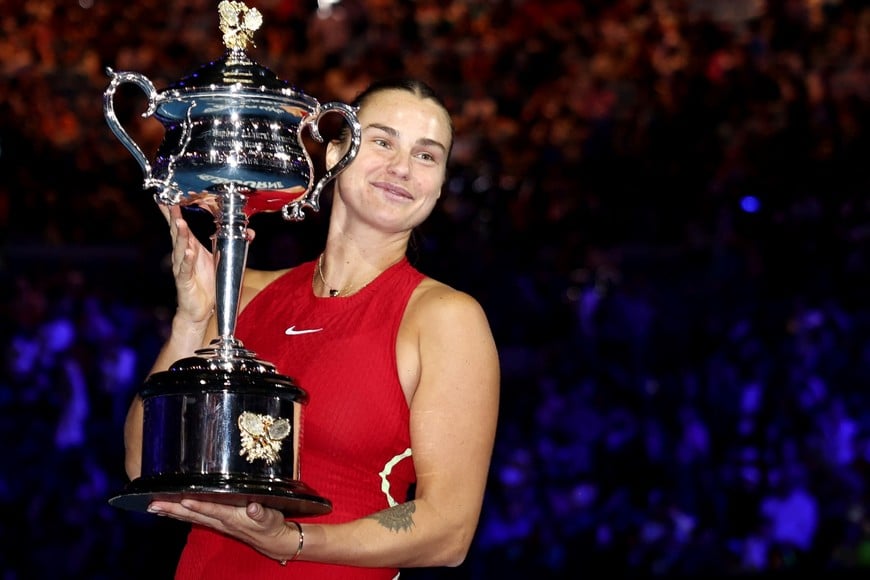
103,1,360,516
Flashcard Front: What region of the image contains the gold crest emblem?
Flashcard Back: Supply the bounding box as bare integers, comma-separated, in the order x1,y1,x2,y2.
238,411,291,464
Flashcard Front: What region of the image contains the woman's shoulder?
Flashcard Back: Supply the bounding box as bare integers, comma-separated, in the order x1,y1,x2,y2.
244,268,292,291
403,277,497,366
239,267,293,311
408,277,488,323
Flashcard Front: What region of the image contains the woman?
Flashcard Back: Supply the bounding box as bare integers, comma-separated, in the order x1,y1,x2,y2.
123,78,501,579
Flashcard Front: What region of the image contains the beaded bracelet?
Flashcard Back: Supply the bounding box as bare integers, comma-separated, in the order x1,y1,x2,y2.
278,520,304,566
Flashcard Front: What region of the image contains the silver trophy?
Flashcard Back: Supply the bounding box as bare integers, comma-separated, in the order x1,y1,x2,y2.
103,1,360,516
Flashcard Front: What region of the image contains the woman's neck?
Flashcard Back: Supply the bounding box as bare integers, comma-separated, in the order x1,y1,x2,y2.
314,243,407,298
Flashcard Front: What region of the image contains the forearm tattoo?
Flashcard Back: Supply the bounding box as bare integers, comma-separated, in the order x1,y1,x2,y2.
367,501,416,533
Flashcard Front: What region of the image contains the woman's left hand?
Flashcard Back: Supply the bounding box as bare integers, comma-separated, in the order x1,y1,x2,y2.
147,500,295,562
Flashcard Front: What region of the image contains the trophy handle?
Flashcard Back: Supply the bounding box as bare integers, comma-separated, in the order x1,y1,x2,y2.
149,101,197,207
282,102,361,221
103,68,158,182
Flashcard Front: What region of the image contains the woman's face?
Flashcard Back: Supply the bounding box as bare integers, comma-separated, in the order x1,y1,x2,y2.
328,89,452,233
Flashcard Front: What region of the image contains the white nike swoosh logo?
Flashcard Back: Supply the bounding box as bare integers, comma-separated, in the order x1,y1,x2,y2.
285,325,323,335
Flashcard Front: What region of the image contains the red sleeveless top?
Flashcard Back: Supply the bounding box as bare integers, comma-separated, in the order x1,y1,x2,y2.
174,258,424,579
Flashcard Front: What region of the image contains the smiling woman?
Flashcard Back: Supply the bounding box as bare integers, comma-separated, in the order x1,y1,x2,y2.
122,78,500,580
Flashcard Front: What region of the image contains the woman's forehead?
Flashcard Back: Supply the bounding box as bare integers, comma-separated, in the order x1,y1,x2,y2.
359,90,452,144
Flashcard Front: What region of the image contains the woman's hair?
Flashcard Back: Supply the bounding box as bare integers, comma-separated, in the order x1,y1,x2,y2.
343,78,454,155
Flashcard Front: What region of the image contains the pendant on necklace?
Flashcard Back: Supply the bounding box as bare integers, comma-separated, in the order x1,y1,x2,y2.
329,289,340,297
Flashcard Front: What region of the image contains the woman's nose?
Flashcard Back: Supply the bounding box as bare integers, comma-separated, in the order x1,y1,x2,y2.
386,153,410,177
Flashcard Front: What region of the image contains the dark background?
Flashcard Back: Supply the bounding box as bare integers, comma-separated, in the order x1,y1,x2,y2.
2,0,869,578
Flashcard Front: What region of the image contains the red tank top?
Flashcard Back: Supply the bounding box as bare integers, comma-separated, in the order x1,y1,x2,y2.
174,258,424,579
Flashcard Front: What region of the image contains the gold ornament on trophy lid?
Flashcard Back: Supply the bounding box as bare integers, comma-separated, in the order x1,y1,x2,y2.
218,1,263,51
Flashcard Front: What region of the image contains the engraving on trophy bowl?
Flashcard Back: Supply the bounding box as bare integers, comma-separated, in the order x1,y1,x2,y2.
151,99,314,215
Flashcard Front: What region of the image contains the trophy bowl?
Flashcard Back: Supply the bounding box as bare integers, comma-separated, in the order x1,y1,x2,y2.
103,2,360,220
104,1,360,516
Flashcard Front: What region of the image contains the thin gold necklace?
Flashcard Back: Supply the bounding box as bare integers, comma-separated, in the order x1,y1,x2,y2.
316,253,345,297
315,253,404,298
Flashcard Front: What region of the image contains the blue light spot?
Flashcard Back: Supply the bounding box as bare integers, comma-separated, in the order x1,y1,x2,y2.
740,195,761,213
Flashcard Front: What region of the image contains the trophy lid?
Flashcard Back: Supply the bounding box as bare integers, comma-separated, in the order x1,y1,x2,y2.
164,50,291,94
156,1,315,120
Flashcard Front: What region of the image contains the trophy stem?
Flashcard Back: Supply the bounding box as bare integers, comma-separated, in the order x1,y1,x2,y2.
210,183,252,358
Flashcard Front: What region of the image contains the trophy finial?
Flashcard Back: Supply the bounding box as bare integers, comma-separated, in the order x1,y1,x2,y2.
219,1,263,51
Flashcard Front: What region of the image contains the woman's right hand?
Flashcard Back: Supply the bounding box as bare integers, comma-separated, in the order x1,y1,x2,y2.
162,205,216,325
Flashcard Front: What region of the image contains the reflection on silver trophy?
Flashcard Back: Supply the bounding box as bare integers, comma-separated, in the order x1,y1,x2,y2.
103,0,361,516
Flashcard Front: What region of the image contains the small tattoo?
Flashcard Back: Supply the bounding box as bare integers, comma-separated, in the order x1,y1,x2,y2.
368,501,416,533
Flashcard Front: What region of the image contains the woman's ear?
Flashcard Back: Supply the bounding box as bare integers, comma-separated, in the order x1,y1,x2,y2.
325,139,345,172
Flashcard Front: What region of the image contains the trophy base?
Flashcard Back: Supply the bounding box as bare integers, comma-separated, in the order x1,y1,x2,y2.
109,473,332,516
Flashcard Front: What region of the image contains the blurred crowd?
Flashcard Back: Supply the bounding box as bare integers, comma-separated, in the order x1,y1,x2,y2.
2,0,870,578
